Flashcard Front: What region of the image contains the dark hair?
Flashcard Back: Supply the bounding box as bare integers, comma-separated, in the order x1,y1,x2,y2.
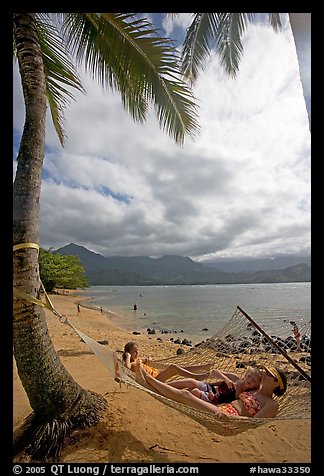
122,341,138,361
273,367,287,397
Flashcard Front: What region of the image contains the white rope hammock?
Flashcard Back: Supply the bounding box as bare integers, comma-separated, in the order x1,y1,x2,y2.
13,243,311,435
14,280,311,435
111,305,311,432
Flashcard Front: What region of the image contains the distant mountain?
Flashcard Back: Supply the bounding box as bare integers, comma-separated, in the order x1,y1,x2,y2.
53,243,311,285
201,256,311,273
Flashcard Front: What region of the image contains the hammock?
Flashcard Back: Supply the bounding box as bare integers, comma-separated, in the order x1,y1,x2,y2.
112,305,311,434
14,280,311,435
57,299,311,434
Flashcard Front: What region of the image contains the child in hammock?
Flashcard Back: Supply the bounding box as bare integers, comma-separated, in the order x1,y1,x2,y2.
122,341,213,382
168,367,262,404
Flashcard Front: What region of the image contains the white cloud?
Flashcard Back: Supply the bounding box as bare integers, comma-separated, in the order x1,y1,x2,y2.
13,14,311,261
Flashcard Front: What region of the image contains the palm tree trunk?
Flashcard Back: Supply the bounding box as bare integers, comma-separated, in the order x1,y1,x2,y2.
13,13,106,460
288,13,311,130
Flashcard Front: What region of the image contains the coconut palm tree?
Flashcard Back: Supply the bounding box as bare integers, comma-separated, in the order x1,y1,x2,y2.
13,12,199,460
179,13,311,129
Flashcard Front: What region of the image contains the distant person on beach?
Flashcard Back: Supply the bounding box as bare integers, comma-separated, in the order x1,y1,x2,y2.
100,306,103,314
290,321,301,351
135,363,287,419
77,304,81,315
168,367,261,404
122,341,213,382
133,304,138,311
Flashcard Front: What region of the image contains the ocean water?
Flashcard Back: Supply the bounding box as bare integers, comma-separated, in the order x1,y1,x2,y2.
82,283,311,344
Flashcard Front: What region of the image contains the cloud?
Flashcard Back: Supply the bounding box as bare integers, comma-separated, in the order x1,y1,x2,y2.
13,14,311,261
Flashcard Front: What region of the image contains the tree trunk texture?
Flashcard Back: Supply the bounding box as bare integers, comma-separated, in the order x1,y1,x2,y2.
288,13,311,130
13,13,106,461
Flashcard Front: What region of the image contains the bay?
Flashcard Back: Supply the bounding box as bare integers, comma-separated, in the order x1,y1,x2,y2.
83,282,311,344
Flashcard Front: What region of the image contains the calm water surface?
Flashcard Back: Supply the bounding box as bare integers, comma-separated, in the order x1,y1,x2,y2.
82,283,311,344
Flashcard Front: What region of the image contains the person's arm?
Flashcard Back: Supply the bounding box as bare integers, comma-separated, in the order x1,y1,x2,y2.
207,390,216,401
209,369,238,389
124,352,132,369
253,400,278,418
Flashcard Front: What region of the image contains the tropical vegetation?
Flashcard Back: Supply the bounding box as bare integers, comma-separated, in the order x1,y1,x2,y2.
39,248,89,291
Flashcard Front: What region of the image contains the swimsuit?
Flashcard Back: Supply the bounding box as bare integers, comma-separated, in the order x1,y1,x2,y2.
198,382,217,402
219,391,261,417
219,403,240,416
238,391,261,416
199,380,236,404
130,359,160,378
293,329,301,339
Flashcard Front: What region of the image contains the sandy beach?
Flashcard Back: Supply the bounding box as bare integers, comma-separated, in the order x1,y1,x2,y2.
13,292,311,464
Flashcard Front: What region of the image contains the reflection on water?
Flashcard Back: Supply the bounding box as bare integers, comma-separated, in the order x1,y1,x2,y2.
83,283,311,344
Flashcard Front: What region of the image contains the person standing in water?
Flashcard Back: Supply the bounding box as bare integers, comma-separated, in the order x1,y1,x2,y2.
290,321,301,351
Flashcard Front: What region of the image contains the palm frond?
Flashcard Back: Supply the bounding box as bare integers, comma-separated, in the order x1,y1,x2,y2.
181,13,219,82
216,13,252,78
180,13,283,81
268,13,282,32
35,14,85,146
62,13,199,144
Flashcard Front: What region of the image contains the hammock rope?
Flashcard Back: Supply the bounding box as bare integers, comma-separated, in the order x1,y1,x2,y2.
13,243,311,434
146,306,311,423
15,286,312,434
111,303,311,434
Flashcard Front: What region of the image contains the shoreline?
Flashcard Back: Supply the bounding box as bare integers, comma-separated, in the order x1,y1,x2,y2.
72,284,311,349
13,291,311,463
70,293,176,349
78,293,204,347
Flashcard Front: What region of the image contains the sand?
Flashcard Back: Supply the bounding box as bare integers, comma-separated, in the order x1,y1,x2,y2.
13,293,311,464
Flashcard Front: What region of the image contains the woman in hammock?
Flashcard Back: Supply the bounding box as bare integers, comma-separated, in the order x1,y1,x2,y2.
122,341,212,382
168,367,262,405
135,362,287,419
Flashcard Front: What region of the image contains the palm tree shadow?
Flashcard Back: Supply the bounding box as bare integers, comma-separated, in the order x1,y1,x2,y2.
61,422,172,463
61,415,266,463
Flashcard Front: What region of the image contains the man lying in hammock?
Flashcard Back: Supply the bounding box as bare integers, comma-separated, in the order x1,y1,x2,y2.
135,362,287,419
168,367,262,405
122,341,212,382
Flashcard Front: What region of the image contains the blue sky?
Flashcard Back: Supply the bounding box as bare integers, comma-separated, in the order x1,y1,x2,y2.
13,13,311,262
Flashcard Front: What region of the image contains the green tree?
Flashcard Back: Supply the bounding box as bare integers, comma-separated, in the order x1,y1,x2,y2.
39,249,89,291
13,12,199,460
178,13,311,129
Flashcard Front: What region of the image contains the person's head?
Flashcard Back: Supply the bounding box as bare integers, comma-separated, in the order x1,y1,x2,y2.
123,341,139,361
261,366,287,397
242,367,262,391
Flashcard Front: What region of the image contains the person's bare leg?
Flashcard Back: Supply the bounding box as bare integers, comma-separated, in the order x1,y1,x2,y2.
191,388,203,398
182,363,213,372
134,361,156,391
167,378,200,389
297,338,301,351
156,364,210,382
140,365,221,414
140,365,195,404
